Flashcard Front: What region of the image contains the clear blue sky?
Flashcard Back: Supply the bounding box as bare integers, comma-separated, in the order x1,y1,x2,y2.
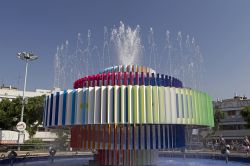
0,0,250,100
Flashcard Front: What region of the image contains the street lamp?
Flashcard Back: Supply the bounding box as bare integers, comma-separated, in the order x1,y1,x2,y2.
17,52,38,150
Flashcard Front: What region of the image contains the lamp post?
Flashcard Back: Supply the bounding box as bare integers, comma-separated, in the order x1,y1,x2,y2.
17,52,38,150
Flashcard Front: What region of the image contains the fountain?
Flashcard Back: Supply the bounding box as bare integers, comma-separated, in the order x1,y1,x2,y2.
39,22,215,166
63,64,211,165
2,22,249,166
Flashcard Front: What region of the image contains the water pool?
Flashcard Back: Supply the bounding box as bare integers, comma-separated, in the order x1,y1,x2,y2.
1,156,249,166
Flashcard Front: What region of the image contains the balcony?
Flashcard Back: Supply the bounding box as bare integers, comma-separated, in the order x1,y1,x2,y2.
220,117,246,124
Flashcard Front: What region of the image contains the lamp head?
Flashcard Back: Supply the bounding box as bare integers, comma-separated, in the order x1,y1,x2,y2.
17,52,38,61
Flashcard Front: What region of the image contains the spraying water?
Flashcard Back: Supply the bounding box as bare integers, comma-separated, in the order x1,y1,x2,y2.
54,22,204,90
110,22,142,65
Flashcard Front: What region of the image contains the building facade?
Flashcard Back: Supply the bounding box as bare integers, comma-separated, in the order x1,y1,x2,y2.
213,95,250,140
0,85,51,101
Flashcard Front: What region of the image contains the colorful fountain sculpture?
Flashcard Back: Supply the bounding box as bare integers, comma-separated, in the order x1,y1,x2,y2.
43,65,214,165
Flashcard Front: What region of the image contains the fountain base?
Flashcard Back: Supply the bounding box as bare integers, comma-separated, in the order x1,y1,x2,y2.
88,150,158,166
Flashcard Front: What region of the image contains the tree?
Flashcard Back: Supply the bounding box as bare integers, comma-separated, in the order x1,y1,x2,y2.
25,95,45,137
0,95,45,137
214,109,224,131
241,106,250,128
0,98,21,130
